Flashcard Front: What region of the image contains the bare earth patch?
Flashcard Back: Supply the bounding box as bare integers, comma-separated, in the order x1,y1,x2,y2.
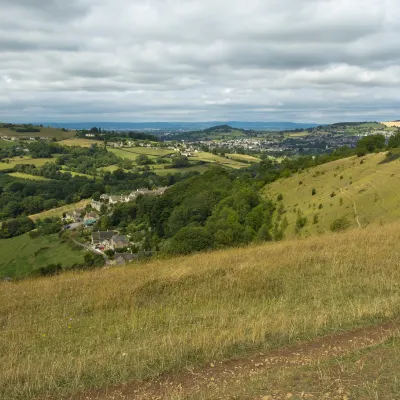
67,321,398,400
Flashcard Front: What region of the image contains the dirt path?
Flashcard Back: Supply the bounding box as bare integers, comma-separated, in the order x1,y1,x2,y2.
337,188,361,228
69,321,398,400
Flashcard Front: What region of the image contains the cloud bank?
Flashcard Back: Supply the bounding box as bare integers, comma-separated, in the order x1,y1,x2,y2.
1,0,399,123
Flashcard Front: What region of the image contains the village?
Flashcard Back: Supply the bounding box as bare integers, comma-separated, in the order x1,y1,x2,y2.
62,186,168,266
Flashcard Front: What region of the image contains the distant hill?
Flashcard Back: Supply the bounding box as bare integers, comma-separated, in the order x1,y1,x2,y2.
43,121,318,132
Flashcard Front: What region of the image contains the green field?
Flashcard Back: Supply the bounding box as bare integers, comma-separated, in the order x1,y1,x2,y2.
29,199,91,221
59,138,104,147
60,170,95,179
108,146,176,160
0,156,54,170
8,172,51,181
264,151,400,237
0,125,75,140
0,233,84,278
226,153,261,162
0,139,17,148
151,164,212,176
189,152,248,169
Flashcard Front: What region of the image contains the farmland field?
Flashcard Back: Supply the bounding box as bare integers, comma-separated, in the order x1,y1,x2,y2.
0,156,54,170
8,172,51,181
189,152,248,169
151,164,212,176
264,151,400,237
29,199,91,221
0,125,75,140
108,146,176,159
0,233,84,278
59,138,103,147
0,139,17,148
226,153,261,162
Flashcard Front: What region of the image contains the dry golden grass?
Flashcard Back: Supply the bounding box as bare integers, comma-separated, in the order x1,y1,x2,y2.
382,121,400,127
1,222,400,399
59,139,103,147
29,199,90,221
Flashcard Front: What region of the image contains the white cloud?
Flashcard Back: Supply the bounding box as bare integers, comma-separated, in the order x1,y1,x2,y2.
0,0,399,123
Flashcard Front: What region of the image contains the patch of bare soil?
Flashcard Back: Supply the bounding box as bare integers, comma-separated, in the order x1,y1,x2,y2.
66,321,398,400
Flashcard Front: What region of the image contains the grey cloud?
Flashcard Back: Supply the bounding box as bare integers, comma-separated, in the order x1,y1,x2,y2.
0,0,400,123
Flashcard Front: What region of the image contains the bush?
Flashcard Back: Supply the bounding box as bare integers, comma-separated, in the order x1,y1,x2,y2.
312,188,316,196
38,263,62,276
330,216,351,232
277,193,283,201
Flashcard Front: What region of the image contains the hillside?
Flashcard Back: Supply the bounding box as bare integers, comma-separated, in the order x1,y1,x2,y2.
0,123,75,140
264,151,400,237
2,221,400,399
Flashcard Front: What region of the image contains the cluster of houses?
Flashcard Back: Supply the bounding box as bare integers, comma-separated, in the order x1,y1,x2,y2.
65,209,100,226
91,187,168,210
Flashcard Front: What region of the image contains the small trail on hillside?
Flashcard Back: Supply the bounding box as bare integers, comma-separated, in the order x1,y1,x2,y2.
337,188,361,228
69,321,398,400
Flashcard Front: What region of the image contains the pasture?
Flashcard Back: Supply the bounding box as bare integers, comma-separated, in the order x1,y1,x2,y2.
0,233,84,279
0,139,17,148
189,152,248,169
0,125,75,140
0,156,54,170
59,138,104,147
2,221,400,398
8,172,51,181
226,153,261,162
29,199,91,221
264,151,400,237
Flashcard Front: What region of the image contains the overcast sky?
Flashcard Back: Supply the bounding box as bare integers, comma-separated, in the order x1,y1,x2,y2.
0,0,399,123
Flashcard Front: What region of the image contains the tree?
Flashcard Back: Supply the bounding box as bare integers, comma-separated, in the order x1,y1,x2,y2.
167,226,213,254
357,134,385,153
136,154,152,165
388,132,400,148
171,156,189,169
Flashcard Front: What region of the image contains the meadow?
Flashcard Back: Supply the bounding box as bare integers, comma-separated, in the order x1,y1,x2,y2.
0,139,17,148
8,172,51,181
0,126,75,140
0,233,84,278
29,199,91,221
0,156,54,170
189,151,248,169
264,151,400,237
59,138,104,147
226,153,261,162
2,221,400,398
108,146,176,159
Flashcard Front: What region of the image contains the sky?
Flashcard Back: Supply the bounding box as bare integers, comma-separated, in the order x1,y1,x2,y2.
0,0,399,124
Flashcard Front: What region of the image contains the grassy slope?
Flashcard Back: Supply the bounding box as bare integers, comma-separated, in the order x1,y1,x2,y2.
189,151,248,169
29,199,91,221
0,126,75,140
59,138,104,147
0,156,54,170
108,147,176,159
0,233,84,278
0,139,17,148
2,222,400,398
226,153,261,162
264,152,400,237
8,172,51,181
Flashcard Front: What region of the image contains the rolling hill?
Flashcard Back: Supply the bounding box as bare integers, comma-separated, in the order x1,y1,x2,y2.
264,151,400,237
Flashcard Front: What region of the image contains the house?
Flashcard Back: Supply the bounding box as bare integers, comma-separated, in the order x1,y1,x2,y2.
84,212,99,226
114,253,138,265
73,208,86,219
111,235,130,250
91,200,103,212
92,231,115,245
